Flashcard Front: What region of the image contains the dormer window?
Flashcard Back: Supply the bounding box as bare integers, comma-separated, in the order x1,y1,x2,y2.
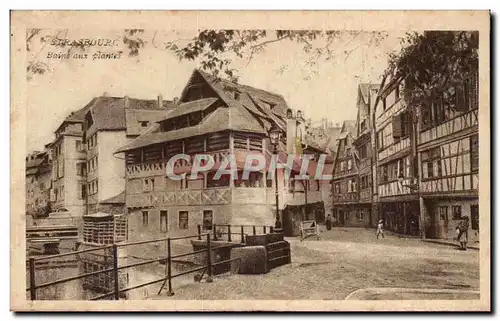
234,91,241,100
140,121,150,127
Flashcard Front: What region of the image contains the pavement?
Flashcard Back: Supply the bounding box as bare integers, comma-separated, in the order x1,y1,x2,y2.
151,227,479,300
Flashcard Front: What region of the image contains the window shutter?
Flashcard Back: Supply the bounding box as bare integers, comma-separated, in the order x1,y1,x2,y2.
392,114,402,138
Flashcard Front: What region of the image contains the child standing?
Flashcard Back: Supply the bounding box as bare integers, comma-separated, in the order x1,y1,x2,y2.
376,219,385,239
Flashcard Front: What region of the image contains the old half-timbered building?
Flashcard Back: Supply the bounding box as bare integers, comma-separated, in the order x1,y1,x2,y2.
116,69,334,241
375,76,420,236
352,83,380,228
332,120,365,226
116,69,288,241
417,70,479,242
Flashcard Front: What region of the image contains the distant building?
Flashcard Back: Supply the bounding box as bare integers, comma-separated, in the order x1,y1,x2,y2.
353,83,380,228
25,149,52,217
332,120,367,226
82,94,174,214
116,69,334,241
46,94,174,219
48,106,89,216
417,70,479,241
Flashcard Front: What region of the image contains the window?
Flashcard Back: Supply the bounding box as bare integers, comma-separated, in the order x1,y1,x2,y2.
207,173,230,188
334,183,340,194
340,161,345,172
356,211,364,220
202,210,213,230
140,121,150,127
143,178,154,192
160,211,168,232
179,211,189,229
452,206,462,220
77,163,86,176
471,205,479,230
422,147,441,179
439,206,448,221
76,140,83,152
142,211,149,227
347,159,352,170
360,119,367,132
470,134,479,171
80,183,87,199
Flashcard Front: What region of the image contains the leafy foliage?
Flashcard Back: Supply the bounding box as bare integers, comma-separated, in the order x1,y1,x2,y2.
123,29,146,56
385,31,479,108
166,30,388,81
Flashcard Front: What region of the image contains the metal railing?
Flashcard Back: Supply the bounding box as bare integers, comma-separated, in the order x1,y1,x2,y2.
26,232,242,300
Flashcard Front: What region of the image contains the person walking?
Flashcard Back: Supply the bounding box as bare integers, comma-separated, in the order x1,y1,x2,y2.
456,216,470,251
325,214,332,231
376,219,385,239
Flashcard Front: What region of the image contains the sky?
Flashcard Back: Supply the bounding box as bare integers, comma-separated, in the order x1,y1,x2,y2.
26,29,405,153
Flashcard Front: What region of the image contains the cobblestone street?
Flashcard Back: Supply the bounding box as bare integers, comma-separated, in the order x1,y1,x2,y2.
153,228,479,300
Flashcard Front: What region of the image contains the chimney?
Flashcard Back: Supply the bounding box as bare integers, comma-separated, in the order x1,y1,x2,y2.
173,97,179,105
124,96,130,108
102,92,109,97
157,94,163,108
286,115,297,155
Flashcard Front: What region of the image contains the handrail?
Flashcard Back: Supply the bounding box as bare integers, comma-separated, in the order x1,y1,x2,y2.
30,244,114,262
26,230,244,300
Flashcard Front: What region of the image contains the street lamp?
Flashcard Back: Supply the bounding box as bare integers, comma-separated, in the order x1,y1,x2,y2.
269,123,283,231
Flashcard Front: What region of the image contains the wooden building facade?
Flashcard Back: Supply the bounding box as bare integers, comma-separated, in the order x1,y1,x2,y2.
417,71,479,241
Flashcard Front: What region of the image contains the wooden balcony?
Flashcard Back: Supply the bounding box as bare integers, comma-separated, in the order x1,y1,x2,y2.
333,192,358,204
359,189,372,202
420,173,478,194
378,178,416,198
126,188,232,208
376,98,406,127
419,109,479,145
378,137,410,162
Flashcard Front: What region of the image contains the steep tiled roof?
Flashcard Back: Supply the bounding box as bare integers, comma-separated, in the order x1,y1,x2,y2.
89,97,173,131
340,120,357,139
359,83,381,105
159,98,218,121
101,191,125,204
117,69,290,153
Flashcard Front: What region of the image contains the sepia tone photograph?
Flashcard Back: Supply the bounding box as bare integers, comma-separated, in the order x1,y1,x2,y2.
10,10,490,311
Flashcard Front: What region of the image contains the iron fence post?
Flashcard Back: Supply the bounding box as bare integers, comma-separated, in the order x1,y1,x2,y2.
263,226,267,234
29,257,36,300
240,225,245,244
197,224,201,240
213,224,217,241
206,234,213,283
227,225,232,242
253,225,256,235
270,226,274,233
166,237,174,296
112,244,119,300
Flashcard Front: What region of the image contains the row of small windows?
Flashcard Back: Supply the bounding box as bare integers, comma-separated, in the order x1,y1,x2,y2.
88,179,98,196
87,134,98,150
87,156,99,173
141,210,214,232
438,204,479,231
